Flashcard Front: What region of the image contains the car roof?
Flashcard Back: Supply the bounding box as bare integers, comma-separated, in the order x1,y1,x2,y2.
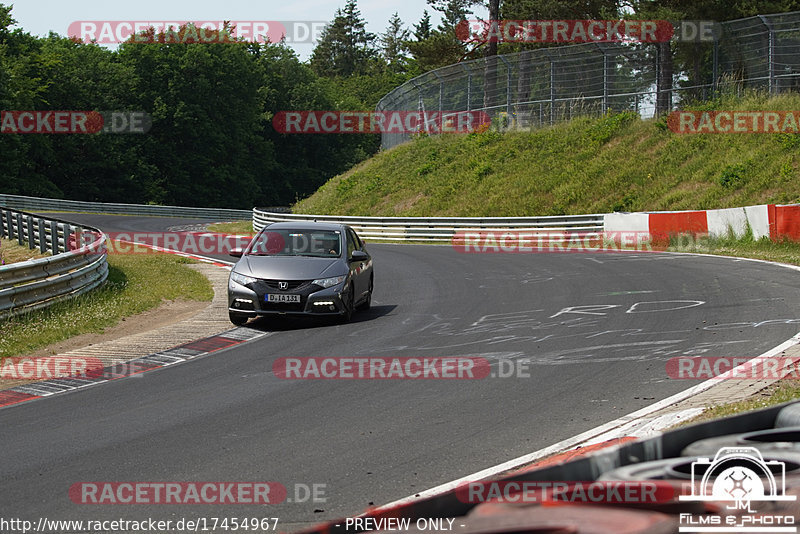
264,221,347,233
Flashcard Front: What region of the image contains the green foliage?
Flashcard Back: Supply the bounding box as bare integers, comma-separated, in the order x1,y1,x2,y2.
585,111,638,146
0,2,392,208
310,0,377,77
718,163,748,189
294,93,800,217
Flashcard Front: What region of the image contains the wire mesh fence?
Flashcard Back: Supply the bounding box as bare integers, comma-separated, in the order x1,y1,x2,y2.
377,11,800,149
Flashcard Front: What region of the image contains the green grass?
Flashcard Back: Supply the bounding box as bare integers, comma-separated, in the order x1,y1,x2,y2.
0,238,50,265
0,253,214,359
207,221,252,235
669,234,800,266
294,92,800,217
672,382,800,428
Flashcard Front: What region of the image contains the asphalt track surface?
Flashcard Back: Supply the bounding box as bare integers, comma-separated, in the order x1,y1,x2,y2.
2,213,800,531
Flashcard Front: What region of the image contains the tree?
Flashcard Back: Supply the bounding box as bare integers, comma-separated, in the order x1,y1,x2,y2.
310,0,377,77
380,13,411,73
406,0,479,71
413,10,433,40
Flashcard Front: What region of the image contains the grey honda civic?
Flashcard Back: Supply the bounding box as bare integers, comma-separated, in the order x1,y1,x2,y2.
227,222,373,325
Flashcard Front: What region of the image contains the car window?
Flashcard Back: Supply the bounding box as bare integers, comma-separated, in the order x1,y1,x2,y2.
247,228,341,257
351,228,364,249
346,229,357,258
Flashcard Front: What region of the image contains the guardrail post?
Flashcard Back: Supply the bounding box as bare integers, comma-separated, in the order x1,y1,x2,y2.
38,218,47,253
64,225,73,253
0,209,6,239
26,215,35,250
15,212,23,246
50,220,59,253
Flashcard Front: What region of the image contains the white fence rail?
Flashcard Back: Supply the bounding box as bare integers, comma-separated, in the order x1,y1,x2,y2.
252,209,605,242
0,208,108,320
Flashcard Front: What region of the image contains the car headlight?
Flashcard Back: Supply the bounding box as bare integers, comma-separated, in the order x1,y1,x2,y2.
230,271,257,286
312,275,346,288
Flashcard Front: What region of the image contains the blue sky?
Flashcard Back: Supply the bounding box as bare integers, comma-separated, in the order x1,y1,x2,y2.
8,0,486,60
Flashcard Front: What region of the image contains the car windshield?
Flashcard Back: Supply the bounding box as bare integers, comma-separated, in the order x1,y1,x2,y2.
247,229,341,257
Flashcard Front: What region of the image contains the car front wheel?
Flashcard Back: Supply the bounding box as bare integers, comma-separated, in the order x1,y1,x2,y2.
357,276,372,311
340,284,354,323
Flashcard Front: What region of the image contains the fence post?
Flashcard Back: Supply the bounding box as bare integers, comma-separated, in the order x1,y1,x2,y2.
758,15,775,94
602,48,609,114
712,36,719,96
549,57,556,125
461,63,472,111
498,55,512,116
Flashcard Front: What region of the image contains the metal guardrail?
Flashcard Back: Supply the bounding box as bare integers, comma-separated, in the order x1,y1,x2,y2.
0,208,108,320
0,194,263,221
252,209,605,242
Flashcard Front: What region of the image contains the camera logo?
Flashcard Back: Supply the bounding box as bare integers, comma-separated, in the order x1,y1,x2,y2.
678,447,796,532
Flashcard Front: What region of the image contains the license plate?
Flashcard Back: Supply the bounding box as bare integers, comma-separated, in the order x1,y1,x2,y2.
267,294,300,303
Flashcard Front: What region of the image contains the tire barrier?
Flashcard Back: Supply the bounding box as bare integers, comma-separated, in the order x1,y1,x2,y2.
776,402,800,428
597,453,800,481
299,401,800,534
681,427,800,458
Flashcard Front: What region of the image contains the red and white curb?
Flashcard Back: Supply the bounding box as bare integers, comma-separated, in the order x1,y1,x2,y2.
0,326,269,410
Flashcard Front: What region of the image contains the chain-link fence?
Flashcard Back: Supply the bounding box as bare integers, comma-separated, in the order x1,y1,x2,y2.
377,11,800,149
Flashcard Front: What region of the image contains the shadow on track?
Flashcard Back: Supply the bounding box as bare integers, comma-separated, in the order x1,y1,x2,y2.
242,304,398,332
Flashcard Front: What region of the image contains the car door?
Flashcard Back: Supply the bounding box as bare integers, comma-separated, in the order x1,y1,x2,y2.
346,227,370,301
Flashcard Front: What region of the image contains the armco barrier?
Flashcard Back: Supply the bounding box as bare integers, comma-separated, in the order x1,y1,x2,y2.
256,203,800,244
252,209,606,242
0,208,108,320
0,193,262,221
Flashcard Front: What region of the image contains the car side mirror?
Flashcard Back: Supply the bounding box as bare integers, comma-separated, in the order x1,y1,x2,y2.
351,250,368,261
230,248,245,258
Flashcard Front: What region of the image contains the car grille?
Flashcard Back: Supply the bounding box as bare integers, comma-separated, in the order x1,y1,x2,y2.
262,280,312,290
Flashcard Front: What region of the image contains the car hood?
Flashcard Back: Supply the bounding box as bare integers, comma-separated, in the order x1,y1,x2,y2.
236,255,343,280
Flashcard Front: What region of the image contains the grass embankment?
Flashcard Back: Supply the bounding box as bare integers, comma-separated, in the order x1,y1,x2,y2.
295,93,800,217
0,253,214,359
674,233,800,266
0,238,50,265
208,221,252,235
677,382,800,427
